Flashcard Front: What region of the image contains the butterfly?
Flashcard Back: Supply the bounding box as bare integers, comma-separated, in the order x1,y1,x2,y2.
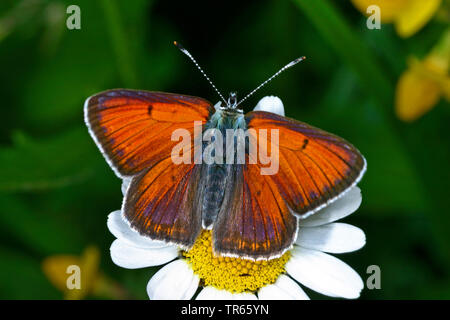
84,44,366,260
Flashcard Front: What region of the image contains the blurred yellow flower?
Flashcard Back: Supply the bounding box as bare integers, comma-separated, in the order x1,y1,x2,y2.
42,246,126,300
395,30,450,121
351,0,442,37
42,246,99,299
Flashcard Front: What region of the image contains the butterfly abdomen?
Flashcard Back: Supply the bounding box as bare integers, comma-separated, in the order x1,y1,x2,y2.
202,163,229,228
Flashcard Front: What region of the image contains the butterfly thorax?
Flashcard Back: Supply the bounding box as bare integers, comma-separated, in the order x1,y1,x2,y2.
201,108,246,229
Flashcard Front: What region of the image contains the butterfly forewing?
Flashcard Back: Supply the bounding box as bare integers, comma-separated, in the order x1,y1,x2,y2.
84,89,214,177
124,160,204,248
245,111,366,217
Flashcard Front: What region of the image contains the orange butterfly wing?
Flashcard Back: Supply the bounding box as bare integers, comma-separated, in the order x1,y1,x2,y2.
213,161,298,259
246,111,366,216
123,160,204,248
85,89,214,246
84,89,214,177
213,111,366,259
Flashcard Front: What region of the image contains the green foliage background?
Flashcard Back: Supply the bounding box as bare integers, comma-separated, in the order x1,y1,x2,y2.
0,0,449,299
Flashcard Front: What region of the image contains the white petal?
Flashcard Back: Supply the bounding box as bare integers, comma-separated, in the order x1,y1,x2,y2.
196,287,257,300
253,96,285,116
147,260,199,300
121,178,131,196
107,210,172,249
214,101,222,110
296,223,365,254
286,247,363,299
299,187,362,227
196,287,233,300
258,275,309,300
231,292,258,300
110,239,178,269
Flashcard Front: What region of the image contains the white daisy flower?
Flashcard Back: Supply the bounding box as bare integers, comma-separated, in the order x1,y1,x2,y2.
108,96,366,300
253,96,285,116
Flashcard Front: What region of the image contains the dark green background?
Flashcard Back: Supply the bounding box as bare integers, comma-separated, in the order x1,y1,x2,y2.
0,0,449,299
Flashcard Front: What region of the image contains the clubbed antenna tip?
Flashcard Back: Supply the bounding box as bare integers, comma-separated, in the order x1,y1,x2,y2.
236,56,306,108
288,56,306,67
173,41,185,52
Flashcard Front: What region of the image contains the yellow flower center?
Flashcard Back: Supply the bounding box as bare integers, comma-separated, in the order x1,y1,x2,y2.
182,230,290,293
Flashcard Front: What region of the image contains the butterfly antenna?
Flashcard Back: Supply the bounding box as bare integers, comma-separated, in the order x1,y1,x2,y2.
174,41,227,104
236,56,306,108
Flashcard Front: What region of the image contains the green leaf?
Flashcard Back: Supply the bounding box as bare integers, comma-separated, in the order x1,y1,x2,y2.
315,68,428,213
0,246,60,299
292,0,393,109
18,0,177,130
0,194,83,254
99,0,143,87
0,127,96,192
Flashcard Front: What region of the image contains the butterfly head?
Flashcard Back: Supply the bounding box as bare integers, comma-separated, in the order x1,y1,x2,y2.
218,92,243,114
226,92,238,109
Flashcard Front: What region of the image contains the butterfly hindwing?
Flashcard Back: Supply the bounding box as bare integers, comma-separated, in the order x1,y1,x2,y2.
213,162,298,259
123,159,203,248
